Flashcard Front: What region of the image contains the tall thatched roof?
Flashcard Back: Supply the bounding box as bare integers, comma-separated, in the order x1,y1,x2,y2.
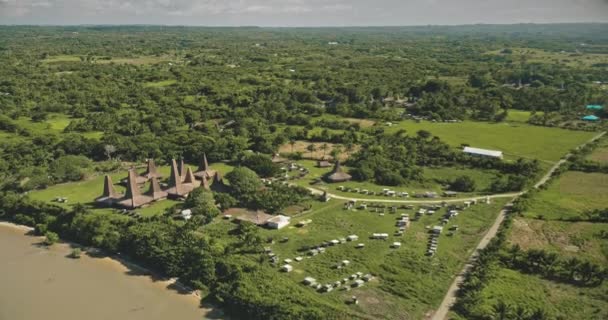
146,176,167,200
194,153,217,179
118,169,153,209
166,159,195,198
95,175,122,205
326,161,352,183
142,159,162,179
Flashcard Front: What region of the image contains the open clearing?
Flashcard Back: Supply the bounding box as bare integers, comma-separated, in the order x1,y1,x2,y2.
587,138,608,164
508,218,608,265
485,48,608,68
143,79,177,88
279,141,359,161
386,120,596,162
212,196,509,319
471,267,608,320
524,171,608,220
43,55,173,65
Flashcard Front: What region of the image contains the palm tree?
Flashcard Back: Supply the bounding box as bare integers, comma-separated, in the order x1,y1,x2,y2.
528,308,549,320
320,143,329,159
492,301,511,320
330,145,342,161
513,306,528,320
507,244,522,267
564,257,581,281
345,142,354,157
306,144,317,159
289,139,296,153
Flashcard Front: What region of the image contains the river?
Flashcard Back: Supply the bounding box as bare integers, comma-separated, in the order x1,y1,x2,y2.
0,222,221,320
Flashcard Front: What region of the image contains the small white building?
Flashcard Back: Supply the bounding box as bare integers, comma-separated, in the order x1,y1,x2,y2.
347,235,359,241
372,233,389,240
266,215,290,229
281,264,293,272
463,147,503,159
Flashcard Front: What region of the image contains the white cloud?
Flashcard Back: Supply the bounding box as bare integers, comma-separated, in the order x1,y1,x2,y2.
0,0,606,25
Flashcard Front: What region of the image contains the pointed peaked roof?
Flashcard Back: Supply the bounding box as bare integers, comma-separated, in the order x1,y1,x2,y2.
178,158,186,178
201,175,210,190
326,161,352,183
184,166,196,184
210,171,229,193
146,176,168,200
102,175,118,198
124,169,140,199
143,159,162,179
169,159,183,190
198,153,210,171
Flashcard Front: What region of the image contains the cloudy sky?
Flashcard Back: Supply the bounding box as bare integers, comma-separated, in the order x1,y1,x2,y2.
1,0,607,26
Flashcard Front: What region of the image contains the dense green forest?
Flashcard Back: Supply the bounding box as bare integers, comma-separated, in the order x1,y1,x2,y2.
0,24,607,319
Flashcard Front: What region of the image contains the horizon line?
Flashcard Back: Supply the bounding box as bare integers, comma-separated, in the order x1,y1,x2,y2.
1,21,608,28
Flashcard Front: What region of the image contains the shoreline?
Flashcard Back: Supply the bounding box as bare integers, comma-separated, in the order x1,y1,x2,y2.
0,220,223,318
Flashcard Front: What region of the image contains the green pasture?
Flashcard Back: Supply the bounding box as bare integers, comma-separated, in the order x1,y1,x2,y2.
587,138,608,164
237,197,509,319
524,171,608,221
473,268,608,319
143,79,177,88
386,120,596,162
485,48,608,68
292,160,503,199
508,218,608,265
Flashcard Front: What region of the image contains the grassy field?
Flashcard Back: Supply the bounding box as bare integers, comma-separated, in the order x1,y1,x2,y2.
207,196,508,319
279,141,358,161
508,218,608,265
143,79,177,88
0,113,103,139
43,55,173,65
524,171,608,220
473,267,608,319
290,160,506,199
485,48,608,68
385,120,596,162
587,138,608,164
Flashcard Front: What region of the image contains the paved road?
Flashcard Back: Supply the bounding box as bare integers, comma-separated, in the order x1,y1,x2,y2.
430,130,606,320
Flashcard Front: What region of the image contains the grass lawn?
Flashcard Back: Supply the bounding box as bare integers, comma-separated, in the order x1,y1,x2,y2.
385,120,596,162
209,196,508,319
43,55,173,65
508,218,608,265
587,138,608,164
278,141,358,161
473,267,608,319
524,171,608,220
6,113,103,139
485,48,608,68
291,160,502,199
143,79,177,88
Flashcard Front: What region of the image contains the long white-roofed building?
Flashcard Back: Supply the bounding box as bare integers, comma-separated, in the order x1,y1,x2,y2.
463,147,503,159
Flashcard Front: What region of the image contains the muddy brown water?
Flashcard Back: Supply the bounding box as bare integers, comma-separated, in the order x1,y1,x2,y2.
0,223,222,320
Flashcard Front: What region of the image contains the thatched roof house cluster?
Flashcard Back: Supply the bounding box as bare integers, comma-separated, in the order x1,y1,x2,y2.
96,154,223,210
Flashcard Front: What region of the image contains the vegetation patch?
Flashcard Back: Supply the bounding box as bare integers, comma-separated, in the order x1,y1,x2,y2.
525,171,608,220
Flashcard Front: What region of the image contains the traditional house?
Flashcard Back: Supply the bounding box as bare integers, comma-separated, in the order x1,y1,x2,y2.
166,159,197,199
145,176,168,201
194,153,217,180
95,175,122,206
117,169,154,209
210,171,229,193
141,159,163,180
317,160,332,168
326,161,352,183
